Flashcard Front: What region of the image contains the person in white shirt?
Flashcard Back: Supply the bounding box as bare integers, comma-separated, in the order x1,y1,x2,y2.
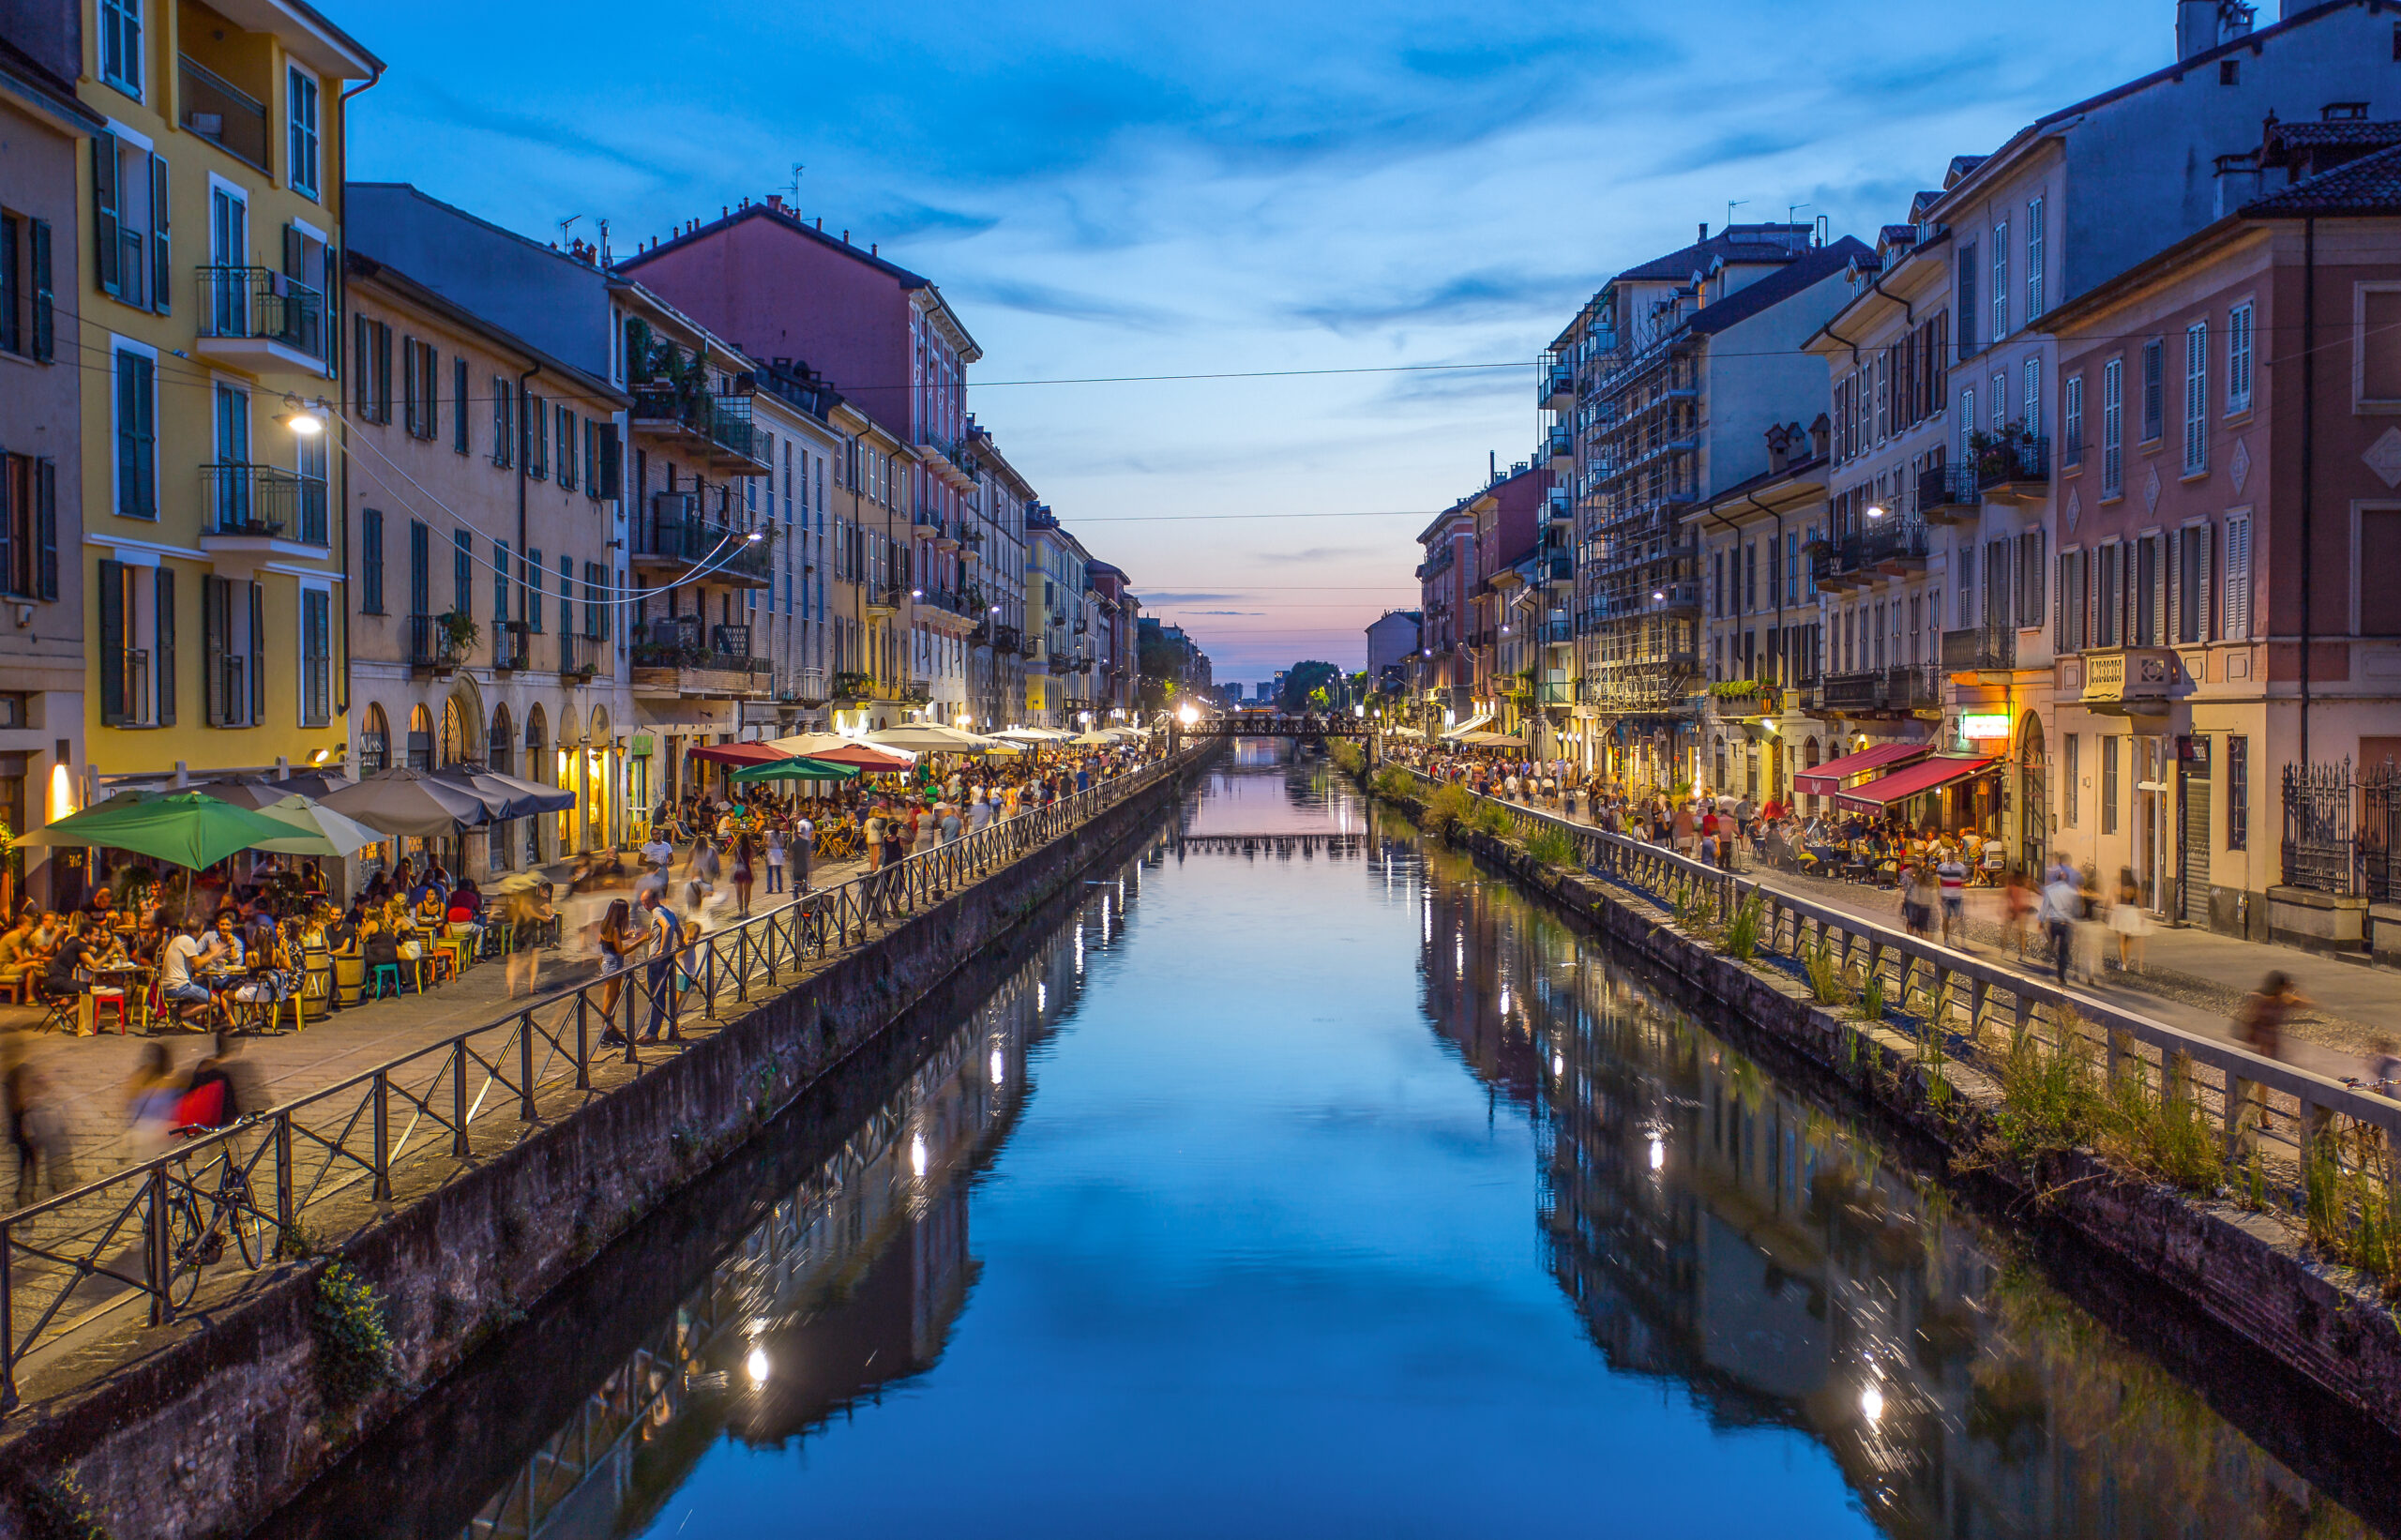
967,790,992,834
158,918,217,1029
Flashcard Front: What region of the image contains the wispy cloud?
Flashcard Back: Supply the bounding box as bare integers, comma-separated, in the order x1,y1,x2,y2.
1258,546,1379,564
958,278,1188,331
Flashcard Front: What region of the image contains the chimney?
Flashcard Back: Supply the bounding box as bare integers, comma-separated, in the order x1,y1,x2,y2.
2176,0,2243,60
765,193,785,212
1699,221,1709,243
1808,414,1831,459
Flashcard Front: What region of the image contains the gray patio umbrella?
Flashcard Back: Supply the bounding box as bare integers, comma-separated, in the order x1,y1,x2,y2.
430,766,575,819
318,767,492,838
189,771,356,809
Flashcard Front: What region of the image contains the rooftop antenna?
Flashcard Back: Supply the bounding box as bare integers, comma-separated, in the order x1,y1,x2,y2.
787,162,805,204
1787,202,1810,224
596,219,611,264
1726,199,1748,230
557,214,581,248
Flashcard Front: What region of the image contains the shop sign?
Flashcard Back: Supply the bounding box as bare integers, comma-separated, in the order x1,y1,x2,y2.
1958,713,2011,742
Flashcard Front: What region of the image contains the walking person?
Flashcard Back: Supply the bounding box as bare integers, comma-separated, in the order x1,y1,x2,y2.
791,813,815,894
731,837,755,919
7,1052,74,1206
763,828,786,895
2237,972,2310,1063
124,1042,185,1159
2108,867,2151,974
636,889,684,1044
2039,864,2080,986
502,887,551,1000
1935,847,1970,949
1898,861,1934,941
593,898,646,1045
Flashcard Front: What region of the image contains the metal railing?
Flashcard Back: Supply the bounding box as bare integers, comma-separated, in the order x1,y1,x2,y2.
177,56,269,171
631,510,772,584
0,747,1202,1412
200,463,330,545
1386,763,2401,1224
196,265,329,367
1940,626,2015,672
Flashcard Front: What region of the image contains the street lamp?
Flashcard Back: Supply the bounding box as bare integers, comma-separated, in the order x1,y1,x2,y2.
276,393,327,436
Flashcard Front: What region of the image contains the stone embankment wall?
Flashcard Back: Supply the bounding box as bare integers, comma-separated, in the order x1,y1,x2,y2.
1367,778,2401,1442
0,753,1213,1540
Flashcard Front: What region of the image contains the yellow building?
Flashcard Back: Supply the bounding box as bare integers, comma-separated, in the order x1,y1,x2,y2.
75,0,378,791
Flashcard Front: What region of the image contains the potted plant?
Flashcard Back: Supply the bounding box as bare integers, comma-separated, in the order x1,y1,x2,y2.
434,610,478,667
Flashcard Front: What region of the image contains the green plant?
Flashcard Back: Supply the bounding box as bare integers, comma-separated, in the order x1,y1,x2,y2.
312,1263,397,1406
1425,783,1474,833
1803,939,1848,1004
1854,971,1886,1023
1993,1025,2103,1160
15,1470,108,1540
1373,766,1414,801
1471,799,1516,838
2303,1125,2401,1289
1724,891,1765,960
1708,678,1761,698
279,1219,317,1261
2098,1054,2224,1194
1526,826,1578,868
435,610,479,657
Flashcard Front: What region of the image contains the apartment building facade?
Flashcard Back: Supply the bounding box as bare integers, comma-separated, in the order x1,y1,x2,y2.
1553,225,1868,791
751,360,840,727
79,0,378,803
0,0,104,907
823,401,916,734
340,248,627,873
964,422,1031,732
1412,500,1476,732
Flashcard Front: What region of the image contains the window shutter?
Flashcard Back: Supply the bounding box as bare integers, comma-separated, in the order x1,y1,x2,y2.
93,134,121,296
0,445,12,593
453,358,468,453
35,457,56,600
248,581,264,723
149,154,170,314
156,568,174,725
29,219,52,361
401,339,415,435
2151,534,2167,646
354,316,370,414
2166,530,2182,643
283,222,303,279
2199,522,2214,642
2026,528,2046,627
98,561,125,724
203,576,223,725
599,424,620,497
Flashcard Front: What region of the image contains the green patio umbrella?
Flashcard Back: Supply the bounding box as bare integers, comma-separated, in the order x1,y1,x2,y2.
13,791,297,870
728,757,862,785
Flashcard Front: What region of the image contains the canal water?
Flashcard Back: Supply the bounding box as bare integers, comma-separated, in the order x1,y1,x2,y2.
262,743,2394,1539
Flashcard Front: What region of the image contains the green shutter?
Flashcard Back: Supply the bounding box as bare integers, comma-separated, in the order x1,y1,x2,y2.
28,219,52,361
155,567,174,725
92,134,120,297
148,154,170,314
98,561,125,724
35,457,55,600
203,575,223,725
248,581,264,722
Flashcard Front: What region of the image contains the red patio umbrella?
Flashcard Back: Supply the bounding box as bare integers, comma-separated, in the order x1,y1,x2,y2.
686,743,793,767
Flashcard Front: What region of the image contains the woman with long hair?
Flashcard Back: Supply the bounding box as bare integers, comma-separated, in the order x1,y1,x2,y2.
594,897,646,1041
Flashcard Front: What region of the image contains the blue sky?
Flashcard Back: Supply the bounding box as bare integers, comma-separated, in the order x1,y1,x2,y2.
348,0,2167,682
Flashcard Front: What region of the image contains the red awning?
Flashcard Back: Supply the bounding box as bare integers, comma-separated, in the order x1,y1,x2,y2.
1793,741,1930,796
686,743,789,767
1832,755,2000,813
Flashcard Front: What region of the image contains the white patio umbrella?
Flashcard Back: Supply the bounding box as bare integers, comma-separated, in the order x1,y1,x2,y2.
1069,731,1114,746
248,794,388,857
867,724,999,754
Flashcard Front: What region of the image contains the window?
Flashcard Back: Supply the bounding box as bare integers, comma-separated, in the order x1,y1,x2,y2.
452,358,470,453
353,317,393,423
2101,736,2120,835
493,540,509,624
93,134,167,312
556,406,576,491
2062,733,2079,827
2063,374,2084,468
0,213,55,361
2362,508,2401,635
0,453,58,600
2182,323,2208,476
287,66,321,199
1991,222,2008,340
558,555,572,636
407,519,430,618
1956,242,1978,357
2101,358,2124,498
97,559,132,724
98,0,142,97
113,345,157,518
401,337,437,439
2227,301,2254,413
2359,287,2401,407
2023,356,2041,437
2220,57,2239,84
2096,541,2122,647
2025,197,2045,321
2227,735,2248,851
2140,338,2164,442
453,530,471,616
527,548,544,631
490,377,513,467
582,562,603,638
2058,548,2088,653
2224,512,2251,638
300,588,330,725
1960,385,1977,461
360,507,385,613
524,393,548,480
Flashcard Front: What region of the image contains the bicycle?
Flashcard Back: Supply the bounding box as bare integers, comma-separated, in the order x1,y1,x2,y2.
161,1135,272,1310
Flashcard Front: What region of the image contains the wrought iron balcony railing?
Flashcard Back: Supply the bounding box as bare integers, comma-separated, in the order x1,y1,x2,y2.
195,266,329,366
200,463,329,544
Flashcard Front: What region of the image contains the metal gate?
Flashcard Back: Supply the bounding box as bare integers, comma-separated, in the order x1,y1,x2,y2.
2019,761,2046,877
2178,748,2211,925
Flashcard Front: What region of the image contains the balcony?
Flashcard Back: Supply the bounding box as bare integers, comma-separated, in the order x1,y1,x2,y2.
991,623,1022,654
1545,555,1574,584
784,667,827,706
913,509,956,550
408,613,470,674
1940,627,2015,677
898,677,933,704
710,623,752,659
1862,517,1930,575
865,585,903,617
1820,665,1942,716
1974,434,2050,503
1546,426,1575,470
1540,617,1574,644
631,620,773,698
559,632,599,680
630,496,773,587
1543,366,1575,409
491,624,533,673
1547,487,1574,521
199,464,330,551
627,383,771,474
195,266,331,374
2080,646,2180,717
178,55,269,173
1535,680,1575,706
1917,464,1980,526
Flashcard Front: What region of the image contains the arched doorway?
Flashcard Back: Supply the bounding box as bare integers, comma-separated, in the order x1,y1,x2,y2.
523,705,548,868
439,695,471,767
1802,736,1821,814
406,704,435,770
585,705,612,853
2016,711,2047,878
488,703,516,870
358,703,391,775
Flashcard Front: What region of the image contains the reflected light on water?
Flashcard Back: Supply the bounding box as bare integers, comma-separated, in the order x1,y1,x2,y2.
746,1348,770,1386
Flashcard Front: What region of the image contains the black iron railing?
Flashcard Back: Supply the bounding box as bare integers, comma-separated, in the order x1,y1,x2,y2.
200,463,329,544
195,266,329,366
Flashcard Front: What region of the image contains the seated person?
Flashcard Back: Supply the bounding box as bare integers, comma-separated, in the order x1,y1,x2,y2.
157,917,218,1029
322,902,361,957
42,913,99,1012
361,915,403,979
414,886,448,932
0,916,42,995
200,913,246,976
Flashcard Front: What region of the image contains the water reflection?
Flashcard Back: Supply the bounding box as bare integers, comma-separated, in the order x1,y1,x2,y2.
1421,816,2390,1538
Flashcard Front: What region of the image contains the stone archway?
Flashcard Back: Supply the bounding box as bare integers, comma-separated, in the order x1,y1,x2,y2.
2016,710,2048,877
439,673,485,767
522,704,549,868
585,705,613,853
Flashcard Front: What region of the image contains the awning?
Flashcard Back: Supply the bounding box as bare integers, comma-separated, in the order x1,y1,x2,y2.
1794,741,1930,796
1440,713,1492,741
687,742,792,767
1833,755,1999,813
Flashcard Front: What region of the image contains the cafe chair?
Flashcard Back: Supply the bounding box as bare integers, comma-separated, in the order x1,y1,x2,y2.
366,961,403,1001
88,986,130,1035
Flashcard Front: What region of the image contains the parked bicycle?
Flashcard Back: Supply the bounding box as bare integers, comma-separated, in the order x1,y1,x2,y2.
162,1135,273,1310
